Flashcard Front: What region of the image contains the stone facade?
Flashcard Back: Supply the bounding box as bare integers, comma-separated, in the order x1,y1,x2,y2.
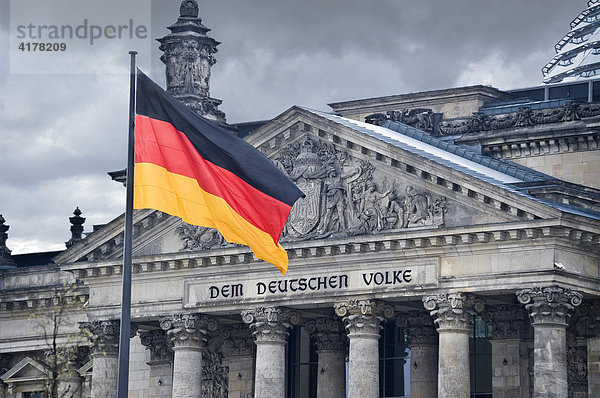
1,1,600,398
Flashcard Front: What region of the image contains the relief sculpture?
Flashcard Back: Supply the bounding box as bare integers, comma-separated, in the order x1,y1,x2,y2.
178,136,448,250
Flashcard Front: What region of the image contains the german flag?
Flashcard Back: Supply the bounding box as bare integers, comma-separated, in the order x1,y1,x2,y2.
133,70,304,275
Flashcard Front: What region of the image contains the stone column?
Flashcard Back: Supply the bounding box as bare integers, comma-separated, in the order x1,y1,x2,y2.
139,329,173,398
482,305,530,398
81,320,120,398
334,299,391,398
423,292,484,398
241,307,299,398
221,325,255,398
589,334,600,398
160,314,215,398
517,285,582,398
305,318,347,398
397,311,438,398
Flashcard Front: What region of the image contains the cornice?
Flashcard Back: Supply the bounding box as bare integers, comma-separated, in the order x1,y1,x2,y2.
57,219,599,282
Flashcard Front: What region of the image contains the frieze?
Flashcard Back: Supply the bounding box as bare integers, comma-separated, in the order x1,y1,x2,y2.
438,100,600,136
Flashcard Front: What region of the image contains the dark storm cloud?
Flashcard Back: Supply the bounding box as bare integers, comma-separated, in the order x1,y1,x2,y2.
0,0,587,253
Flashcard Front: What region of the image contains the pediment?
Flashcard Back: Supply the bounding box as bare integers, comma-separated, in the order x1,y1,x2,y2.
1,357,49,383
56,106,584,265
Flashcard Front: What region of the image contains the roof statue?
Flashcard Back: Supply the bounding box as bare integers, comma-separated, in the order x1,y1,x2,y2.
543,0,600,83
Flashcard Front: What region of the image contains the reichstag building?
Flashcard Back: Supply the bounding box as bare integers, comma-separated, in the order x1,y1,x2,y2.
1,1,599,397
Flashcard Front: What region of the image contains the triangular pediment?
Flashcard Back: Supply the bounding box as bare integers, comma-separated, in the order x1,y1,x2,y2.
55,106,598,265
1,357,49,383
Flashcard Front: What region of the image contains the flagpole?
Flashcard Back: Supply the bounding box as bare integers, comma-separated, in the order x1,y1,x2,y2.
117,50,137,398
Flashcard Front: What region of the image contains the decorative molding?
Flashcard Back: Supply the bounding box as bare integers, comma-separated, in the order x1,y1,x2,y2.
422,293,485,332
516,285,583,326
482,305,530,340
62,221,600,279
396,310,438,346
241,307,300,343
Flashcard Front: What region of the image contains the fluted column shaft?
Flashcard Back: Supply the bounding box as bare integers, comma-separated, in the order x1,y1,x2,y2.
335,300,391,398
160,314,214,398
423,293,484,398
242,307,299,398
397,311,438,398
305,318,347,398
517,285,582,398
82,320,120,398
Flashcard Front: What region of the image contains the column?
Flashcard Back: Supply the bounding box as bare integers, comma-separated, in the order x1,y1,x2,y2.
241,307,299,398
221,324,255,398
589,300,600,397
160,314,215,398
516,285,582,398
334,299,391,398
397,311,438,398
81,320,120,398
305,318,347,398
423,292,484,398
482,305,530,398
139,329,173,398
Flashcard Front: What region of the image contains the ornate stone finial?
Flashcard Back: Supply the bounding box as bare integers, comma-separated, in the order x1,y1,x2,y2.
158,0,226,123
180,0,199,18
65,207,86,248
516,285,583,326
241,307,300,343
0,215,16,267
422,293,485,332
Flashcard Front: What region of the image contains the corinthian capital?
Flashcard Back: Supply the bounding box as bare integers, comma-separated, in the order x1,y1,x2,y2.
334,299,390,338
241,307,300,344
516,285,582,326
160,313,216,349
422,293,484,333
139,329,172,364
397,311,437,346
305,318,347,352
80,319,120,355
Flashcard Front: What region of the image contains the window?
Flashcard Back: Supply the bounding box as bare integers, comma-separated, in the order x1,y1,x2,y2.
379,322,410,398
469,316,492,398
549,83,589,102
287,326,318,398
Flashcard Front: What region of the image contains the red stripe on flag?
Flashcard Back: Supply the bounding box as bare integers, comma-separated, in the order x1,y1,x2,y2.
134,115,291,243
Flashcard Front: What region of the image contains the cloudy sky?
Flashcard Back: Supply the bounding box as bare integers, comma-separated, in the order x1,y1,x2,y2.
0,0,588,255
